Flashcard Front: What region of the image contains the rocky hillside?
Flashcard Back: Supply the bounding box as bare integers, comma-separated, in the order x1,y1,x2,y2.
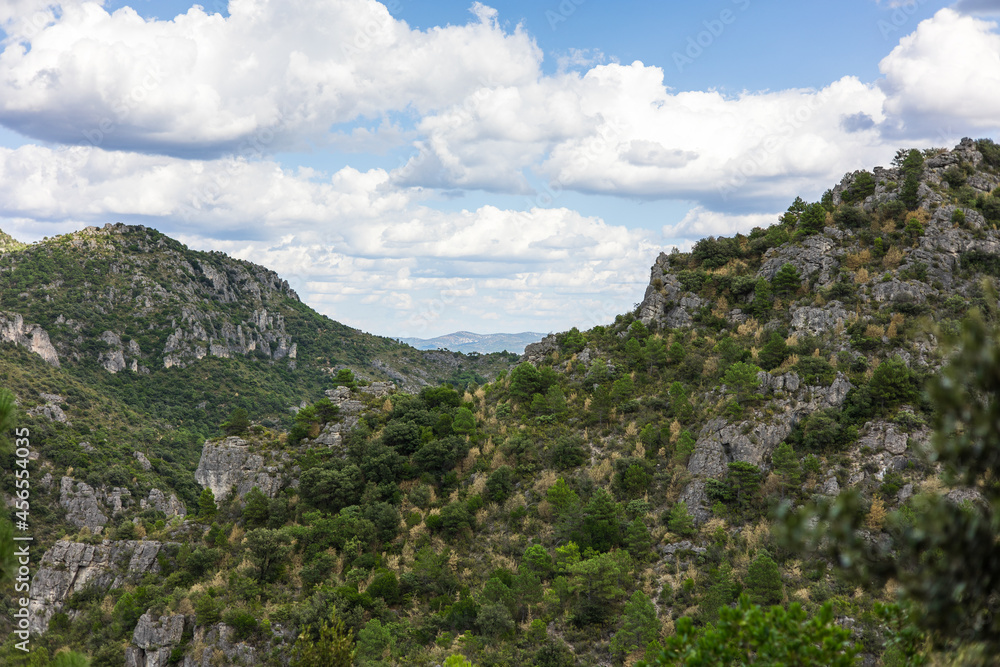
3,138,1000,666
0,223,513,435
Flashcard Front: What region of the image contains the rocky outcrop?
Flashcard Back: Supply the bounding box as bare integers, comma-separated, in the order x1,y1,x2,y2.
758,234,842,285
637,256,705,328
682,371,852,521
59,477,134,531
522,335,558,365
134,451,153,471
311,385,370,449
790,301,850,335
125,613,190,667
60,477,109,532
871,279,933,307
163,306,296,369
27,397,70,424
857,421,911,456
28,540,172,634
0,312,60,366
194,437,282,501
140,489,187,518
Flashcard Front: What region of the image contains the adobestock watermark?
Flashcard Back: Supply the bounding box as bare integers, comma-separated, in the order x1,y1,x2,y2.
672,0,751,73
525,118,625,209
81,64,164,149
10,425,34,652
177,104,295,221
877,0,930,40
546,0,587,31
716,88,832,202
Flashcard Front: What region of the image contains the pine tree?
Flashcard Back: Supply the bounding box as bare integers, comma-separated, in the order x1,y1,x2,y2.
291,613,355,667
771,263,802,297
771,442,801,498
610,591,660,660
626,517,654,562
745,550,783,606
198,488,217,521
668,501,697,538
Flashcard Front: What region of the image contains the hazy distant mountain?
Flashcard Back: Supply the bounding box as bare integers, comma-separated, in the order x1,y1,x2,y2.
399,330,547,354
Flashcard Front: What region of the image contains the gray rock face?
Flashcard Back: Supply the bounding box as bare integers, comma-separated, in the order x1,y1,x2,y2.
194,437,281,501
141,488,187,517
126,613,190,667
522,334,558,365
659,540,707,556
28,540,171,634
27,399,70,424
99,348,127,373
823,476,841,496
60,477,109,532
790,301,850,335
682,371,852,521
0,311,60,366
360,381,395,398
637,255,705,329
163,306,295,369
871,279,932,306
857,421,910,456
134,451,153,471
758,234,842,285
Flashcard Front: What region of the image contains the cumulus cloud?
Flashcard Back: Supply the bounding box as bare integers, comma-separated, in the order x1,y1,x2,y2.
400,63,890,210
0,144,657,335
662,206,781,242
0,0,542,156
879,9,1000,135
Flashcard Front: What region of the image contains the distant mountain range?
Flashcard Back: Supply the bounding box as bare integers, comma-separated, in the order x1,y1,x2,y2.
399,330,548,354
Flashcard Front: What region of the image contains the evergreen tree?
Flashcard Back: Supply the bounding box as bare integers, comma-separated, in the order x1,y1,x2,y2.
668,501,697,538
198,488,217,521
611,591,660,660
582,488,621,552
869,356,916,410
333,368,357,389
723,362,762,403
900,149,924,210
291,613,356,667
645,337,667,373
745,549,783,606
771,442,801,498
626,517,654,562
751,277,773,319
222,407,249,436
452,406,476,434
758,332,789,371
639,596,857,666
561,327,586,354
771,263,802,297
242,487,269,529
798,202,827,235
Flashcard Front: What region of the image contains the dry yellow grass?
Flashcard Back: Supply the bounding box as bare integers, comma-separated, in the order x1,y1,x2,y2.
887,313,905,339
854,267,870,284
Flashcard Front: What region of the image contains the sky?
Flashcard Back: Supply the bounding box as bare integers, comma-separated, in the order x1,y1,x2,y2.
1,0,999,338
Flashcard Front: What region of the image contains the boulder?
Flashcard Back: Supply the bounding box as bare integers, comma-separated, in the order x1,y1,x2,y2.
194,437,281,501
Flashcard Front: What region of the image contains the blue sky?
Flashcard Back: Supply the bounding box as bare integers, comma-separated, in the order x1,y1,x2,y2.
0,0,998,337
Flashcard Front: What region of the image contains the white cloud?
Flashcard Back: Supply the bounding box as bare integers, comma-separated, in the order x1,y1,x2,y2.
400,62,891,209
879,8,1000,135
0,143,657,335
662,206,781,242
0,0,542,156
